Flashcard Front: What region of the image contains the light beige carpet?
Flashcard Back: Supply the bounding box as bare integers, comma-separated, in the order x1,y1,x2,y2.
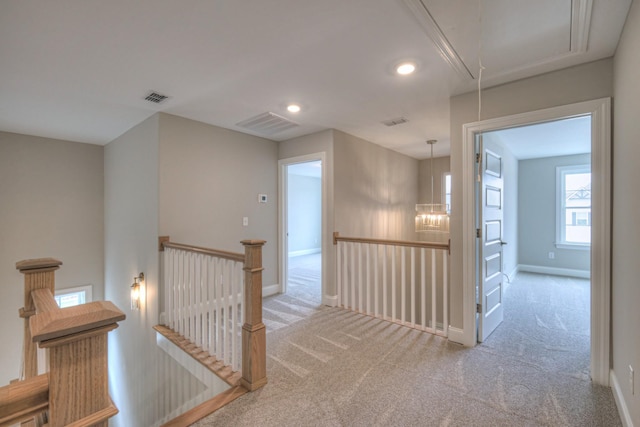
195,265,621,426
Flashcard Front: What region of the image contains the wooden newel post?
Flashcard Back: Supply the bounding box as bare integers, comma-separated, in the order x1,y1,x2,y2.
240,240,267,391
29,289,125,427
16,258,63,381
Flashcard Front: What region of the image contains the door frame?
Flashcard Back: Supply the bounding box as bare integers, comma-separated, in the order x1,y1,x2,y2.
278,152,327,299
461,98,611,385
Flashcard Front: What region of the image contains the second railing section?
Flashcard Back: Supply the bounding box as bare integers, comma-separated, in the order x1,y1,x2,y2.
334,232,450,337
162,242,245,373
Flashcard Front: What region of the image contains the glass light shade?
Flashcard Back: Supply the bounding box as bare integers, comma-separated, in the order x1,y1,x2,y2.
131,281,141,310
415,204,449,233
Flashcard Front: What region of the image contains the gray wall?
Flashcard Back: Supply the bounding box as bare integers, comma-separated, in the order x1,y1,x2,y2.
518,154,590,272
0,132,104,386
417,155,450,243
105,115,161,427
333,130,418,241
612,0,640,422
449,58,613,329
418,156,450,209
287,174,321,254
279,129,336,300
158,114,278,286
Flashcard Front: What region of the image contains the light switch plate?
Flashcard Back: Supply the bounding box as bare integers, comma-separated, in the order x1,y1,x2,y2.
258,194,267,203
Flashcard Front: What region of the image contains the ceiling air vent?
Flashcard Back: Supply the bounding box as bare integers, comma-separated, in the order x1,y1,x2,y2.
144,91,169,104
382,117,409,127
236,112,299,136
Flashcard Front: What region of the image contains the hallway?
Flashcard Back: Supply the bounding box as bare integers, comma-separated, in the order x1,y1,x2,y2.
195,271,619,426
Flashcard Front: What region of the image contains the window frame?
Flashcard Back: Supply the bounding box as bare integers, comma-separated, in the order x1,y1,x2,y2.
443,172,451,214
54,284,93,308
555,164,591,250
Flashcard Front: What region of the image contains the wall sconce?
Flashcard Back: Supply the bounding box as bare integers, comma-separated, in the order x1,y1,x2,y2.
131,272,144,310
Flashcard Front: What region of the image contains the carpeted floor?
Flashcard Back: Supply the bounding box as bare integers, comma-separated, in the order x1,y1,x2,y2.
195,262,621,426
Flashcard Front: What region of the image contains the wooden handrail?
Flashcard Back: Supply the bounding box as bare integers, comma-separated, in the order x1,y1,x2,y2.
30,289,125,343
0,374,48,427
333,231,450,251
160,239,245,263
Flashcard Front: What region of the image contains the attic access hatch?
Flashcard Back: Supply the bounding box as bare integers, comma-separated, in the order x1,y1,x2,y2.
404,0,593,80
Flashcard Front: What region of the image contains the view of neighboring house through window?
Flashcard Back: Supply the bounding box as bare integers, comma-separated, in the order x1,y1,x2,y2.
443,173,451,214
54,285,92,308
556,165,591,247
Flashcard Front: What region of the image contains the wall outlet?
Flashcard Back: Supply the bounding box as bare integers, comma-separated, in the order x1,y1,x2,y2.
630,365,635,395
548,251,555,259
242,217,249,227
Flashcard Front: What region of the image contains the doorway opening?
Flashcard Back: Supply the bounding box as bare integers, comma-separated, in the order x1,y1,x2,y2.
278,154,325,306
475,116,593,377
462,98,611,385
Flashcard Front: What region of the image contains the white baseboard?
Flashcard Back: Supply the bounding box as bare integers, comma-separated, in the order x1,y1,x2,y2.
518,264,590,279
323,294,338,307
447,326,466,346
611,369,634,427
263,283,281,297
288,248,321,257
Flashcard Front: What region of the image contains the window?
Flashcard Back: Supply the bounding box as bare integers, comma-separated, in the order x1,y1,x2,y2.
443,173,451,214
556,165,591,249
54,285,92,308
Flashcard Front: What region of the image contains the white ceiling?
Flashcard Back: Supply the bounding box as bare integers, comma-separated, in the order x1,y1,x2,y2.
0,1,631,159
484,115,591,159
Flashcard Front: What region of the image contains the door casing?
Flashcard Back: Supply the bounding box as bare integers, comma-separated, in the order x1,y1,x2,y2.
460,98,611,385
278,152,327,301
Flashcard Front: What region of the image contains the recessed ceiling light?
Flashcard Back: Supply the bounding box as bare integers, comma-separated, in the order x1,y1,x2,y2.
287,104,301,113
396,62,416,75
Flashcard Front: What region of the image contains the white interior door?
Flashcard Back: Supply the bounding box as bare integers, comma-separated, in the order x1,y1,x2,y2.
477,138,505,342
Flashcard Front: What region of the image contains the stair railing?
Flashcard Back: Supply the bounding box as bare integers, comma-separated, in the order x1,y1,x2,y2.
159,237,267,391
334,232,450,337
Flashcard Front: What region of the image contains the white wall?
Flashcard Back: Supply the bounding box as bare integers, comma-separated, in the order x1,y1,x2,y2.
449,58,613,329
104,115,161,427
0,132,103,386
158,114,278,286
612,0,640,423
518,154,590,273
287,173,321,254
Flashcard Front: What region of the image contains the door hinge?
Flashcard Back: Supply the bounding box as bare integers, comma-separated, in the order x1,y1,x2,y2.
476,228,482,238
476,303,482,313
475,153,481,163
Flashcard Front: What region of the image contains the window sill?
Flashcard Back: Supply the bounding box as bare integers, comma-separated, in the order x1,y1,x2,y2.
555,242,591,251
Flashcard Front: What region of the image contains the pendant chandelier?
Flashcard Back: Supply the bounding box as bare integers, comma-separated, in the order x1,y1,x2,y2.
415,139,449,233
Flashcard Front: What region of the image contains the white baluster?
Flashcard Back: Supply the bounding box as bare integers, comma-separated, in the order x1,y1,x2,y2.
421,248,426,329
337,242,342,306
443,250,448,337
358,243,363,313
391,246,396,321
431,248,436,334
382,245,388,320
366,244,371,315
373,244,379,318
401,247,406,324
411,247,415,327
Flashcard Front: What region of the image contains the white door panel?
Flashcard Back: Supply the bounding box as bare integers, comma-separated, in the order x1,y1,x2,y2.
478,141,504,342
